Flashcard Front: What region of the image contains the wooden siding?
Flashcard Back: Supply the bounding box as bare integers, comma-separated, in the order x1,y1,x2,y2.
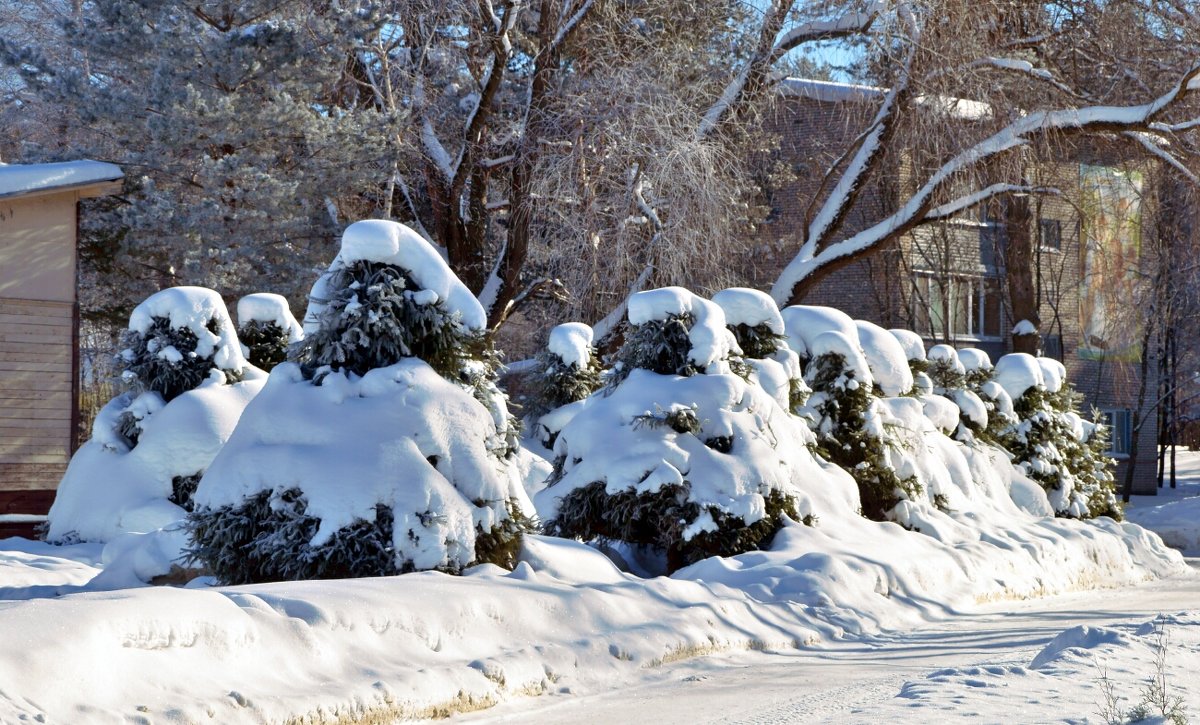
0,298,73,491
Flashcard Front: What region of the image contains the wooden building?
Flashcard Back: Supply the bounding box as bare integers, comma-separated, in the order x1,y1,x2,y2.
0,160,123,536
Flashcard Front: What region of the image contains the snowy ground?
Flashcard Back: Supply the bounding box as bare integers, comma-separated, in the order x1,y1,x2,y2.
1125,449,1200,555
1,453,1198,724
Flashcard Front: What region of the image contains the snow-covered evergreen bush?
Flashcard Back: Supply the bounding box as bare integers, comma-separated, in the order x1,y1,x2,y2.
532,323,604,413
539,287,814,574
47,288,263,543
923,345,994,441
119,287,249,402
236,293,303,371
187,220,534,583
712,288,808,411
993,353,1119,519
802,329,922,521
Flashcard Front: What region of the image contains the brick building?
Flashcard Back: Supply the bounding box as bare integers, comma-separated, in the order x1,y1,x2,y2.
754,79,1175,495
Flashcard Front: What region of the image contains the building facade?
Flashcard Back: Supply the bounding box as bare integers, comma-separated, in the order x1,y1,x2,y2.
0,160,123,535
756,81,1172,495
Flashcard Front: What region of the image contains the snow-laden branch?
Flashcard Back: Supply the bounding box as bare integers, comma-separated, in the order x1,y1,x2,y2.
412,81,454,183
771,62,1200,306
798,3,919,262
925,56,1079,98
772,2,883,55
697,1,881,139
1125,131,1200,186
924,184,1056,221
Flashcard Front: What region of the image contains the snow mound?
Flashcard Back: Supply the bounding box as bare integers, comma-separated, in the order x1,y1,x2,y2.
927,344,965,375
46,376,265,543
547,323,594,368
712,288,785,334
1037,357,1066,394
889,328,926,362
809,331,873,387
993,353,1044,400
237,293,304,343
953,389,989,430
194,360,533,572
536,368,840,542
1030,625,1134,669
129,286,248,372
307,220,485,333
781,305,857,359
855,320,913,396
957,348,992,373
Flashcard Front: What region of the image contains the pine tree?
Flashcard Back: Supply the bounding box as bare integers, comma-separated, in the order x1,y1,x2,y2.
541,288,807,574
2,1,398,322
187,221,532,583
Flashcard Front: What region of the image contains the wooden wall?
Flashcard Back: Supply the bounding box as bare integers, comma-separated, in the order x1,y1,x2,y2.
0,192,78,519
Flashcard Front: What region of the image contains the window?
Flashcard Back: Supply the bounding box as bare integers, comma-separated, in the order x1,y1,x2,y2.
980,215,1008,269
1042,334,1063,360
912,274,1003,341
1039,218,1062,250
1099,409,1133,457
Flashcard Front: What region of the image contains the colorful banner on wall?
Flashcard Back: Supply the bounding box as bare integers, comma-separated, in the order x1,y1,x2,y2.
1078,164,1144,362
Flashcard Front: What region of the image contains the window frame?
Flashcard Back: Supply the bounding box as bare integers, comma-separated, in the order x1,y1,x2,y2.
1098,408,1133,458
1039,218,1063,251
911,272,1005,343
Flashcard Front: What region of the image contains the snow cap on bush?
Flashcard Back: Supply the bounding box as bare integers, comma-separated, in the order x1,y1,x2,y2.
128,286,247,372
781,305,857,360
711,287,784,334
305,219,485,333
1037,357,1066,394
237,293,304,342
809,331,873,388
854,320,913,396
889,328,926,362
994,353,1045,400
927,344,966,375
958,348,992,374
627,287,736,371
548,322,595,369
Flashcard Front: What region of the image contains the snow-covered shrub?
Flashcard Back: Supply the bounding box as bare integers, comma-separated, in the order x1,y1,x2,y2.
119,286,249,402
188,220,533,583
993,353,1119,519
539,288,812,574
802,329,921,521
531,323,604,415
854,320,914,397
712,288,808,410
46,288,263,544
922,345,993,441
236,293,303,371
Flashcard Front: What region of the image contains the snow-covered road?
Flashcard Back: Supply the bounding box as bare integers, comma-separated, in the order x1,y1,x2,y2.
456,561,1200,724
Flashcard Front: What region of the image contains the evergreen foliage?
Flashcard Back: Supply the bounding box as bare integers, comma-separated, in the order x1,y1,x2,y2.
998,383,1120,520
729,322,786,360
546,482,799,574
170,472,203,514
238,320,290,371
294,260,485,380
530,347,604,416
612,314,699,383
120,315,241,402
806,351,921,521
187,223,530,583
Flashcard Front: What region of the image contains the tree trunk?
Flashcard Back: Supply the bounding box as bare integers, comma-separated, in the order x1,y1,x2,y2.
1003,191,1039,355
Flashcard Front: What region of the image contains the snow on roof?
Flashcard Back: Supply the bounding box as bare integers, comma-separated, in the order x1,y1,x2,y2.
779,78,992,120
0,160,123,199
